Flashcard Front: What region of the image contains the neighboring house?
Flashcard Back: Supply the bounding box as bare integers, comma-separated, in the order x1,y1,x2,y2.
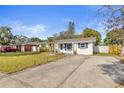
0,41,48,52
15,42,43,52
54,37,96,55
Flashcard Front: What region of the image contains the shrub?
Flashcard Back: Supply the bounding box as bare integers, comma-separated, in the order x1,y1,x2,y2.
109,45,122,55
40,47,50,52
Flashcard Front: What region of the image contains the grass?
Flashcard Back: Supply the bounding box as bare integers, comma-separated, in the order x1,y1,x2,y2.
0,52,65,74
95,53,116,56
117,56,124,64
96,53,124,63
0,52,40,56
120,59,124,64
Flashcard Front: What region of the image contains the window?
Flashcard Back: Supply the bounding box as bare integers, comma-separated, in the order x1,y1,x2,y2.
60,43,72,50
66,43,72,50
78,43,88,48
60,44,63,50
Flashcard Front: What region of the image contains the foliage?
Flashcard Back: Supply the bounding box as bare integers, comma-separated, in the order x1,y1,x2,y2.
67,21,75,38
98,6,124,31
104,29,124,45
53,21,75,39
11,35,30,44
0,40,9,45
0,52,65,73
30,37,42,42
82,28,101,45
98,6,124,55
0,26,13,45
73,34,82,38
0,26,44,45
109,45,122,55
40,47,50,52
96,53,115,56
48,37,54,42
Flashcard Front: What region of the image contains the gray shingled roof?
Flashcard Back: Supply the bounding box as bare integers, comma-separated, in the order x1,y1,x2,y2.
54,37,96,43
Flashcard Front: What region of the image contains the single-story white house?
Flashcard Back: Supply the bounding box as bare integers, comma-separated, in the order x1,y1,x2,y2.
54,37,96,55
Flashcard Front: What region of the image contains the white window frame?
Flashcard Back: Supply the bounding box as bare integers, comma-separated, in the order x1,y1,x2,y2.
78,42,88,49
60,43,72,51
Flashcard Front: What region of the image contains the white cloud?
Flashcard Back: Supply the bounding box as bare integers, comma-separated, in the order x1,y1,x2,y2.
86,18,98,28
9,21,46,38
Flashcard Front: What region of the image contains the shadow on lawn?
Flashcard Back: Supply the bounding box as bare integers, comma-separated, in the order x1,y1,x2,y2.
98,61,124,85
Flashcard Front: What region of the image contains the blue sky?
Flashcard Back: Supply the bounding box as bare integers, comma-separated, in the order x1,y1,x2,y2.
0,5,106,39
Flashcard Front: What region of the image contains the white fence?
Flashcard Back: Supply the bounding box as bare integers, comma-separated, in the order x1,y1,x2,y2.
122,46,124,55
94,46,109,53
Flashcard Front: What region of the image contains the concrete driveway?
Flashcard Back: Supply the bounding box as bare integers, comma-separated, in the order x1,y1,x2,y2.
0,55,123,88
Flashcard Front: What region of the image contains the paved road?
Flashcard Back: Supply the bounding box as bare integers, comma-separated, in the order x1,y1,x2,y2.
0,55,123,88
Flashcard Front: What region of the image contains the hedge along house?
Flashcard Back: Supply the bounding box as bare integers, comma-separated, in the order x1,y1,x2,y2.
54,37,96,55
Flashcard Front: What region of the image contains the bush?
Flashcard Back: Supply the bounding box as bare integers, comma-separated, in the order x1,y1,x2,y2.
109,45,122,55
40,47,50,52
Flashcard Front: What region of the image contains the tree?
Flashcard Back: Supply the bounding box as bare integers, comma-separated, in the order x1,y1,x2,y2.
48,37,54,42
0,26,13,45
30,37,42,42
98,6,124,41
82,28,101,45
11,35,29,44
58,31,65,39
52,21,75,40
98,5,124,54
98,6,124,30
67,21,75,38
104,29,124,45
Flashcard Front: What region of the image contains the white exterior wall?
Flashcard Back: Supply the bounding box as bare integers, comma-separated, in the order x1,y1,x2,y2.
55,42,94,55
76,43,93,55
32,46,37,52
21,45,25,52
121,46,124,55
58,49,73,54
55,43,73,54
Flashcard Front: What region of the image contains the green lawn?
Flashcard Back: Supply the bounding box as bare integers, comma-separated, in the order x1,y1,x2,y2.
0,52,65,74
95,53,116,56
0,52,40,56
